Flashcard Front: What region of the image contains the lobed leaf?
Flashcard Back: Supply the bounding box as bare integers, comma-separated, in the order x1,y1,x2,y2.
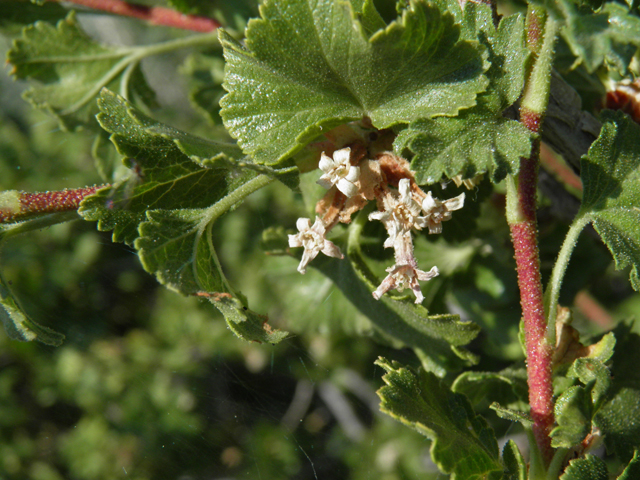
560,455,608,480
376,357,502,480
579,110,640,291
593,323,640,462
7,12,156,131
557,0,640,74
395,12,531,184
80,90,291,343
220,0,489,165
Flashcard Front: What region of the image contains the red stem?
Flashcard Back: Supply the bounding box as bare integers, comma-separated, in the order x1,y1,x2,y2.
0,186,106,223
49,0,221,32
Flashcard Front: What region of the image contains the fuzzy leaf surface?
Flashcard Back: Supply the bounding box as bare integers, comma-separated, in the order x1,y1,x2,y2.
502,440,527,480
560,455,608,480
376,358,501,479
7,13,156,131
80,90,291,343
395,12,531,184
220,0,488,165
579,110,640,291
594,324,640,462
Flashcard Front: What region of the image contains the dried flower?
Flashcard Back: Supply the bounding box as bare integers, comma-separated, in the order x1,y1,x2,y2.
317,148,360,198
369,179,426,247
373,264,439,304
421,192,465,234
288,217,343,274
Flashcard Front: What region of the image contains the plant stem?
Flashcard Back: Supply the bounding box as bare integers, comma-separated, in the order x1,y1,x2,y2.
50,0,221,32
544,214,590,341
0,186,106,224
506,7,558,466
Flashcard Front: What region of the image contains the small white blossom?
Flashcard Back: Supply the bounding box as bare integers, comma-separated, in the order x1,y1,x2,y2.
369,179,425,248
288,217,343,274
317,148,360,198
373,264,439,304
421,192,465,234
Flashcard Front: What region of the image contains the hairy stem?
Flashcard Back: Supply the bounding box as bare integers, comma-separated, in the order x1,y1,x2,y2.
0,186,106,224
49,0,221,32
506,7,558,466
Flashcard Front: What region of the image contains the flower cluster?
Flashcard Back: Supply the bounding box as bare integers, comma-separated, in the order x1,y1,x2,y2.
288,146,466,304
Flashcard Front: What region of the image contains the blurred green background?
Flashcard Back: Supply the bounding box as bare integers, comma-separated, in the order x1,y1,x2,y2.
2,2,640,479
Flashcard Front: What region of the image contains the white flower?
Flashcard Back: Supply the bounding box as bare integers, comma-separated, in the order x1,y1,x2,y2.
317,148,360,198
288,217,343,274
373,264,439,304
369,179,425,248
421,192,465,234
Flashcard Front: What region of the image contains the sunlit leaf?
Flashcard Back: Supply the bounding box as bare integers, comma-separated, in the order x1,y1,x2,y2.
80,90,291,343
7,12,157,130
579,110,640,291
376,357,502,479
220,0,489,165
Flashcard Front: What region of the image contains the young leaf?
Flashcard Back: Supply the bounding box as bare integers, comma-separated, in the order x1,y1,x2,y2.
376,357,502,479
551,385,593,447
7,13,157,131
394,13,532,184
594,323,640,462
0,272,64,346
452,367,528,410
502,440,527,480
579,110,640,291
220,0,489,165
560,455,608,480
80,90,291,344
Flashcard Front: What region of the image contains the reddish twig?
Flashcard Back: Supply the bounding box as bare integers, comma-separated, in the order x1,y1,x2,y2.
0,186,106,223
509,9,556,465
50,0,221,32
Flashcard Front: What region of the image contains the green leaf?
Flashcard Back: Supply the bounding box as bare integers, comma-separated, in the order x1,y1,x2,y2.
7,12,157,131
181,50,226,125
376,357,502,479
452,367,528,411
394,13,531,184
551,357,611,448
80,90,291,343
220,0,489,165
549,0,640,74
79,89,245,245
551,385,592,447
489,402,532,427
395,106,532,184
579,110,640,291
313,252,480,375
0,271,64,346
0,0,67,34
594,323,640,462
560,455,608,480
618,450,640,480
502,440,527,480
